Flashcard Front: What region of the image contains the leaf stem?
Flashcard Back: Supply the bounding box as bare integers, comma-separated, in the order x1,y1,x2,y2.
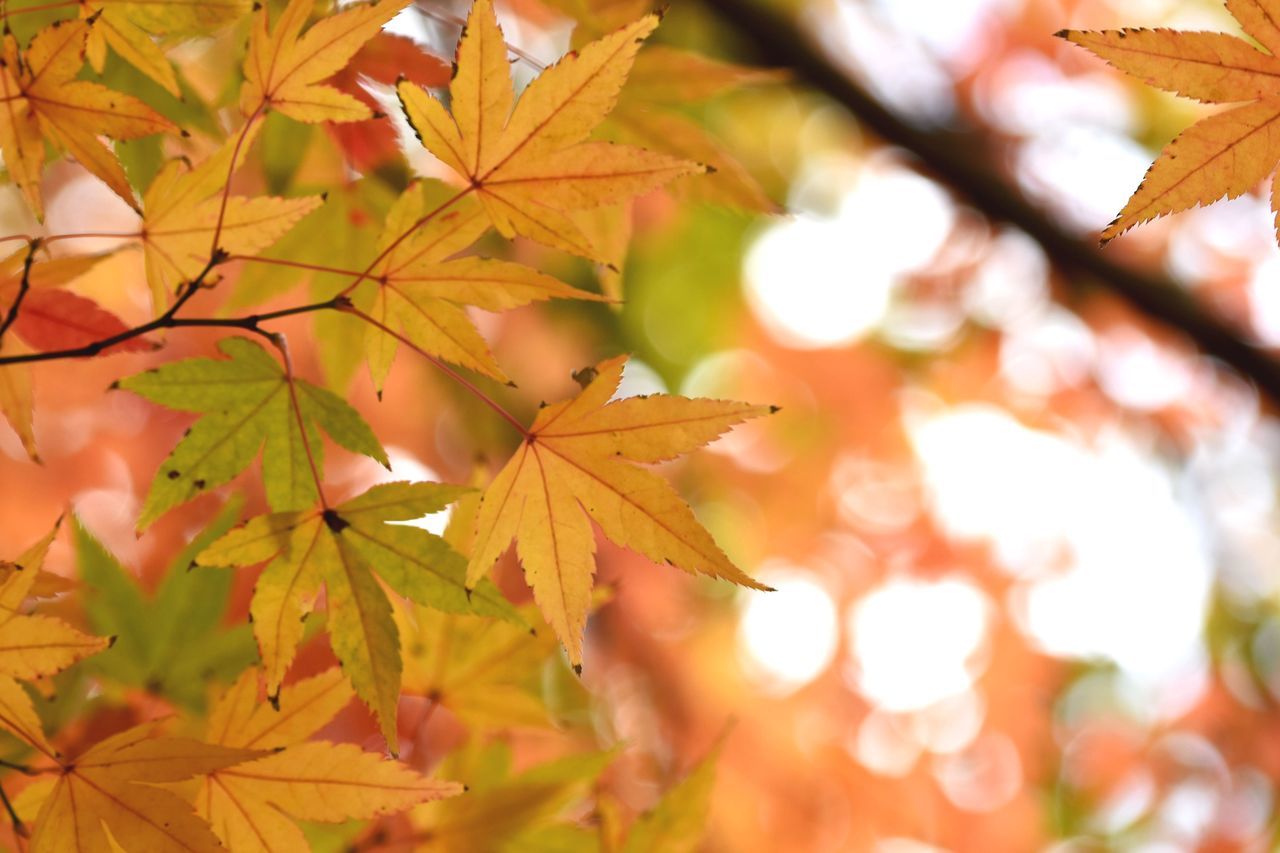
226,254,370,279
209,105,265,258
41,231,141,246
334,186,474,299
270,332,331,509
340,303,530,438
0,782,23,841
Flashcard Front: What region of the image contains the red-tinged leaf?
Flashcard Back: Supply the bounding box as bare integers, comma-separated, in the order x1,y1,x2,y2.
13,290,152,354
328,33,450,171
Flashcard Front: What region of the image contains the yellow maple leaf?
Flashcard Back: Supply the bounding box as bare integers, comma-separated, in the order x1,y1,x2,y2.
466,355,773,668
81,0,252,97
397,599,562,729
26,722,264,852
0,523,109,687
1060,4,1280,243
141,126,322,310
397,0,702,261
241,0,410,123
196,667,461,851
0,18,177,220
195,481,519,752
355,180,607,387
0,340,34,462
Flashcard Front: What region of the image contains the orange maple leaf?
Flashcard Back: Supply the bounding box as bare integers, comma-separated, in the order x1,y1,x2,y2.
1060,2,1280,243
328,32,451,171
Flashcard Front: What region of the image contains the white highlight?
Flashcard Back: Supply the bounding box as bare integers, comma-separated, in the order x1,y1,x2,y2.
849,577,989,712
738,569,839,693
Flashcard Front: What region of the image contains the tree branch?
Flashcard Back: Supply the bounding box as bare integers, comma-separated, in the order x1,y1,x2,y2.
0,293,343,367
0,241,37,347
699,0,1280,406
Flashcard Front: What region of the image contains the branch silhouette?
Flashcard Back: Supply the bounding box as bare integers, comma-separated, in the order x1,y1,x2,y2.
700,0,1280,406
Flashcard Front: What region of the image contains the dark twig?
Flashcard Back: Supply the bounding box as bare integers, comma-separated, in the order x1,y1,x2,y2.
0,256,345,369
699,0,1280,406
0,783,24,840
0,241,38,347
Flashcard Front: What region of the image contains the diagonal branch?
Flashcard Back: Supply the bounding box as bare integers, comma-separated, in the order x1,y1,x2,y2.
0,241,38,347
699,0,1280,406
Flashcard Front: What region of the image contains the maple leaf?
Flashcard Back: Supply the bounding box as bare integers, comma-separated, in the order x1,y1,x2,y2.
465,355,773,668
0,339,35,461
195,666,460,850
80,0,253,97
75,506,256,709
354,180,607,386
400,743,611,852
139,124,323,310
0,522,109,760
0,18,178,219
241,0,411,123
619,738,722,853
0,249,150,460
1059,5,1280,243
195,480,522,751
397,0,703,261
0,523,110,688
0,246,149,350
25,721,264,852
397,599,563,729
115,336,389,529
327,32,451,171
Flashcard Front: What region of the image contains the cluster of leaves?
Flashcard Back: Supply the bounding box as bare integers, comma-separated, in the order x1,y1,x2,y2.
0,0,779,846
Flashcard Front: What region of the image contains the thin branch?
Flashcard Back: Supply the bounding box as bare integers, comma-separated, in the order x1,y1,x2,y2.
0,289,343,367
340,303,530,438
699,0,1280,407
0,241,37,347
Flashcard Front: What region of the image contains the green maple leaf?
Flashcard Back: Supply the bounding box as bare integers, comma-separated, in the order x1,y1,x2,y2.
116,336,388,529
74,500,256,709
195,481,521,754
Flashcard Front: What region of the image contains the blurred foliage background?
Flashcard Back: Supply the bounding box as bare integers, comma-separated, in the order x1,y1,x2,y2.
5,0,1280,849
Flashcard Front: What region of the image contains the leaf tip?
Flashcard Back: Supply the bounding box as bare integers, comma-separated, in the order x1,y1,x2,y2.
107,635,118,648
268,690,280,710
573,663,583,676
769,405,781,414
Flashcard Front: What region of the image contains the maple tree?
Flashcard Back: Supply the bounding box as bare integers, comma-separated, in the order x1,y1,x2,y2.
0,0,778,846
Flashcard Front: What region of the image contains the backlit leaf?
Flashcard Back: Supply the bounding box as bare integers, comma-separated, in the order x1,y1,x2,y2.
241,0,411,123
117,336,388,528
397,0,701,261
0,18,177,219
467,355,773,667
196,481,520,751
1060,10,1280,243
